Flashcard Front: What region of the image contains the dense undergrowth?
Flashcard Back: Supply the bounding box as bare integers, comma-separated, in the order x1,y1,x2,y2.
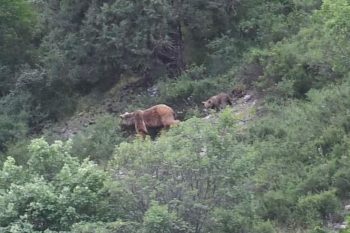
2,78,350,232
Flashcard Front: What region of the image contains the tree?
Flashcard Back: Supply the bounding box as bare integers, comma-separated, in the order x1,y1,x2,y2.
40,0,241,92
0,0,37,96
0,139,136,232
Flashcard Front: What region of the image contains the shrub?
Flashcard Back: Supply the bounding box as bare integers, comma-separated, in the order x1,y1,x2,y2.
0,112,28,153
71,115,124,165
143,202,193,233
246,0,350,99
258,191,294,224
252,221,276,233
297,162,336,194
296,190,340,226
2,138,32,166
333,166,350,198
210,208,253,233
71,221,140,233
157,65,235,107
0,138,134,232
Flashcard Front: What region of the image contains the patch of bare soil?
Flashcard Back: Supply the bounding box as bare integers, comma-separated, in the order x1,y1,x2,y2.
203,90,264,126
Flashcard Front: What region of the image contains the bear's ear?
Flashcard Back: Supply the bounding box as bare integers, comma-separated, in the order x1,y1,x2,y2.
120,112,128,118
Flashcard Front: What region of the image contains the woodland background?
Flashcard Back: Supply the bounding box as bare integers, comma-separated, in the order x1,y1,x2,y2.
1,0,350,232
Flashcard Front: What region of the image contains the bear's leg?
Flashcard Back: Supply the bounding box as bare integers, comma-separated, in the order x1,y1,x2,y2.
135,121,148,139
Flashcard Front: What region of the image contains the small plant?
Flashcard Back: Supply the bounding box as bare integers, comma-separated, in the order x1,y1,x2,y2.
71,115,124,165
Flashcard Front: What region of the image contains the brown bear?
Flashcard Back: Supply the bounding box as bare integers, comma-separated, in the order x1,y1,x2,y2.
232,83,246,99
120,104,180,137
202,92,233,110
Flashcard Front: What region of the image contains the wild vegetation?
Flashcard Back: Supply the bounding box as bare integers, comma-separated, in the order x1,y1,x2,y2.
1,0,350,232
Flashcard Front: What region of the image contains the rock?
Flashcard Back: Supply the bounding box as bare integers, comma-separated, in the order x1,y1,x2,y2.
58,127,67,134
203,115,211,120
243,94,252,102
238,121,246,126
333,223,347,230
199,146,207,157
147,86,159,97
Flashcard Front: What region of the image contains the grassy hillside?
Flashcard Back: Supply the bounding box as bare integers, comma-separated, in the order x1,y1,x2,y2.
2,78,350,232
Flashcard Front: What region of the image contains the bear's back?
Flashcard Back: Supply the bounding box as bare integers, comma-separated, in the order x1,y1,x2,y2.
142,104,174,127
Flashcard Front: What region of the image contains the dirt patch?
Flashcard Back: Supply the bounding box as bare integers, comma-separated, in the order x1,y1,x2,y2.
203,90,263,125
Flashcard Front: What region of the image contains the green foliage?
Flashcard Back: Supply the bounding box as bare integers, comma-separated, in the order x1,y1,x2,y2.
157,65,234,106
297,162,336,194
110,115,257,232
296,190,340,226
253,221,276,233
0,112,28,152
3,138,32,166
308,226,330,233
0,157,29,189
3,80,350,231
207,36,248,75
245,80,350,228
210,208,254,233
71,221,140,233
105,80,350,231
143,202,174,233
0,67,76,153
248,0,350,98
12,68,77,122
40,0,241,92
71,115,124,165
258,191,294,224
27,139,75,180
0,1,36,65
319,0,350,74
0,139,135,232
3,0,350,232
334,171,350,198
143,201,193,233
0,0,37,96
238,0,321,45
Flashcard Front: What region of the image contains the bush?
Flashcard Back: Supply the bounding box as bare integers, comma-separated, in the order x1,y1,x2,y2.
296,190,340,226
71,221,140,233
0,138,134,232
258,191,294,224
71,115,124,165
0,0,37,94
0,112,28,153
13,68,76,123
247,0,350,99
143,202,193,233
333,166,350,198
210,208,253,233
2,138,32,166
252,221,276,233
297,162,336,194
207,36,248,76
157,65,234,107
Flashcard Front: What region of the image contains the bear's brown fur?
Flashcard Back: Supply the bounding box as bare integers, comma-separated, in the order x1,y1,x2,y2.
232,84,246,99
202,92,232,110
120,104,180,137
